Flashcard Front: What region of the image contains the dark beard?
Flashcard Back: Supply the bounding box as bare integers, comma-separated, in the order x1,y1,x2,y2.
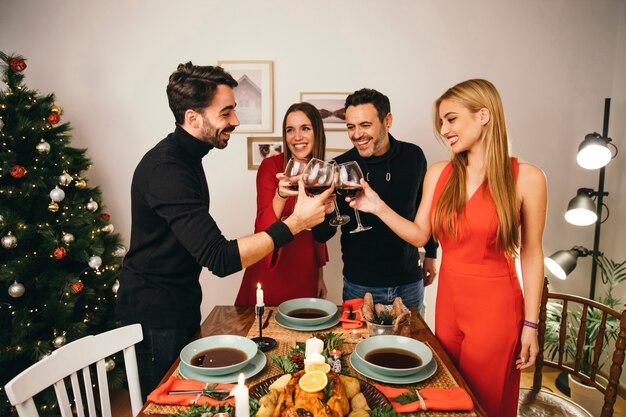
200,115,235,149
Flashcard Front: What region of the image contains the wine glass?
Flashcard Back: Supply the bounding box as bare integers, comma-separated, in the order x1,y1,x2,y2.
337,161,372,233
328,161,351,226
284,157,307,191
302,158,334,196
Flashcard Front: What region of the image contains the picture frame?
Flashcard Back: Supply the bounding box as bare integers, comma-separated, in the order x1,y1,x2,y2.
247,137,283,170
218,60,274,133
300,92,350,131
325,147,350,161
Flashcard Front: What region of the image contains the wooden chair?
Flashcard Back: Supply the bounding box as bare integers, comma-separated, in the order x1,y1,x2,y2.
5,324,143,417
518,278,626,417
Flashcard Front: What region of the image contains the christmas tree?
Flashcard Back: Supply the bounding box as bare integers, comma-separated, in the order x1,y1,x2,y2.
0,52,126,416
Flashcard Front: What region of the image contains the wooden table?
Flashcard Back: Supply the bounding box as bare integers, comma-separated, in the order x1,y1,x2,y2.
137,305,487,416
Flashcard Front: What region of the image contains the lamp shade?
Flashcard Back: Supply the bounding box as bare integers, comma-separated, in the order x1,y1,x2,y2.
564,189,597,226
544,249,579,280
577,133,612,170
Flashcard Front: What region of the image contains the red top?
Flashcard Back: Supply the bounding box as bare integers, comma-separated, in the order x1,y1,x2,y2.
235,154,328,306
431,157,520,276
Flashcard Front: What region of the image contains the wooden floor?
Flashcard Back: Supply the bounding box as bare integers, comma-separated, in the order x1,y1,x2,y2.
111,368,626,416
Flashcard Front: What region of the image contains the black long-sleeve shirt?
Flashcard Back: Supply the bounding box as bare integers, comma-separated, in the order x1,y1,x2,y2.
117,126,241,328
313,135,438,287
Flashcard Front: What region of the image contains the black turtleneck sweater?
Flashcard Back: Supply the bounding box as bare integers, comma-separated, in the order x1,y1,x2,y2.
313,135,438,287
117,126,242,328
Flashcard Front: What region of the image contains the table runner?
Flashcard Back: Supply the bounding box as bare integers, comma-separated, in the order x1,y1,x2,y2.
144,307,478,416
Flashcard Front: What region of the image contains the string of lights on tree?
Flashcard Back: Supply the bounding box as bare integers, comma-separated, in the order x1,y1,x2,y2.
0,52,126,416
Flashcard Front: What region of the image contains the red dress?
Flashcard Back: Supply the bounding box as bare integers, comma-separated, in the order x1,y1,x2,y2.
431,158,522,417
235,154,328,306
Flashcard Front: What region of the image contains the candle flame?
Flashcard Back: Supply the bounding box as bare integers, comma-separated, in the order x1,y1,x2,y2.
257,282,261,290
238,372,245,385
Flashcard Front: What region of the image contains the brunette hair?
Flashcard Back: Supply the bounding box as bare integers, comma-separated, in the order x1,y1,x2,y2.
166,62,238,125
344,88,391,122
281,102,326,166
432,79,519,259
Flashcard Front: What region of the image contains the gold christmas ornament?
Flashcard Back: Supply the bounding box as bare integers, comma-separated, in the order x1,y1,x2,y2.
50,104,63,115
112,279,120,294
86,198,98,212
36,139,51,154
61,232,75,244
1,232,18,249
74,179,87,189
48,201,59,212
8,281,25,298
58,172,73,186
52,335,66,349
101,224,115,233
105,358,116,372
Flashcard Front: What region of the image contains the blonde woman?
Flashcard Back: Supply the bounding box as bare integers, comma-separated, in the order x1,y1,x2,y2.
348,79,546,416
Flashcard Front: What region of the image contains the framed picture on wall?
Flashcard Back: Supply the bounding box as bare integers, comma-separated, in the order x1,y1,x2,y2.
300,92,350,131
325,147,350,161
247,137,283,170
218,60,274,133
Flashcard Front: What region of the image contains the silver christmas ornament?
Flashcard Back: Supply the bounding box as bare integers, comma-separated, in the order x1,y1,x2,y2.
8,281,25,298
49,186,65,202
88,255,102,270
36,140,51,154
112,246,127,257
52,335,66,349
105,358,116,372
1,232,18,249
61,232,75,244
112,280,120,294
101,224,115,234
59,172,73,186
86,198,98,212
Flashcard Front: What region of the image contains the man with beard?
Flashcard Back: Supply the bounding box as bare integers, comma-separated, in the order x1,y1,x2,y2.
117,62,332,399
313,88,438,312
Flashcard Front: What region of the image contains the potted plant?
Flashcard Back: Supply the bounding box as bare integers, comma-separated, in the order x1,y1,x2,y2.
543,254,626,415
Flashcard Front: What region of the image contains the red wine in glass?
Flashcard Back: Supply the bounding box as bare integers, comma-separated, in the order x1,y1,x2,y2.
338,161,371,233
336,185,363,198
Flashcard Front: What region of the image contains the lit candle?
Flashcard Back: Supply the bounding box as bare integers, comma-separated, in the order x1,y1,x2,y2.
350,329,360,340
305,337,324,357
233,373,250,417
256,283,264,307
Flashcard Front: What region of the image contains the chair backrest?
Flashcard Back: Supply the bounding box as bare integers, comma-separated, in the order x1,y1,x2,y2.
534,278,626,417
5,324,144,417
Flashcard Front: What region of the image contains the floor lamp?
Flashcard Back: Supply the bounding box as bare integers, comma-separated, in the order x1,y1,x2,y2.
544,98,617,300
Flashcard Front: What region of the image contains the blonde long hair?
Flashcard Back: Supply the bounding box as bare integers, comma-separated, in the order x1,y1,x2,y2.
432,79,519,259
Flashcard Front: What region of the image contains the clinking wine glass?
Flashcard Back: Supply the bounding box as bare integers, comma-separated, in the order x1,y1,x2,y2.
337,161,372,233
284,157,307,192
328,160,351,226
302,158,334,197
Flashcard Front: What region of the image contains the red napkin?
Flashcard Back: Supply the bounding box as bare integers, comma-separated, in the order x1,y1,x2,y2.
375,384,474,412
341,298,364,329
147,376,235,406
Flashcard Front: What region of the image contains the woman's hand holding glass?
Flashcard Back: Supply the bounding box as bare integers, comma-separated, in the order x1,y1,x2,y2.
277,157,307,198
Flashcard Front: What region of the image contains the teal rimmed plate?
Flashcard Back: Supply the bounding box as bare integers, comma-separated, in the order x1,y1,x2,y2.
178,350,266,383
274,309,341,331
350,351,437,384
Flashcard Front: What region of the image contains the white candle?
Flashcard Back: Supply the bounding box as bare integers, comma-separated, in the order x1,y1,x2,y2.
256,283,264,307
304,353,325,366
305,337,324,357
233,373,250,417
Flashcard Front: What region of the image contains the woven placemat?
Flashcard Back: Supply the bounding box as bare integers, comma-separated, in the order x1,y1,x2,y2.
144,308,478,416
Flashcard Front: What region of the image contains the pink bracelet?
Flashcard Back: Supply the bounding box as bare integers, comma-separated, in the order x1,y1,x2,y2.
523,320,538,329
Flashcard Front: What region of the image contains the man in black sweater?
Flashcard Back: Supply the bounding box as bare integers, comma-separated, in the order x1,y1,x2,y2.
117,62,332,399
313,88,438,311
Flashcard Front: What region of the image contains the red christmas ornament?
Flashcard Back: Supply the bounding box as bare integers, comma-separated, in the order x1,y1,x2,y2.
10,165,27,178
47,113,60,125
100,213,111,222
53,247,67,259
9,58,27,72
71,281,84,294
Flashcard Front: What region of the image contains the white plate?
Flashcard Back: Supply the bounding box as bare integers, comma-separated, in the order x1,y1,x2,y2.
350,351,437,384
274,309,341,331
178,350,266,383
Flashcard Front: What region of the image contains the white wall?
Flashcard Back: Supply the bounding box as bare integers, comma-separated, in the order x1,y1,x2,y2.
1,0,624,329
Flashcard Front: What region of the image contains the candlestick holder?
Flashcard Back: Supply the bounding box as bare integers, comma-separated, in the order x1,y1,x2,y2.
250,305,277,352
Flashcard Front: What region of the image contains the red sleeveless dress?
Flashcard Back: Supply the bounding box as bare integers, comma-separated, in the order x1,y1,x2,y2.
431,158,522,417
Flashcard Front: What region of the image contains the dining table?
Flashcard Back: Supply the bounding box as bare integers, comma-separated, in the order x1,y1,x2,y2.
137,305,487,417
